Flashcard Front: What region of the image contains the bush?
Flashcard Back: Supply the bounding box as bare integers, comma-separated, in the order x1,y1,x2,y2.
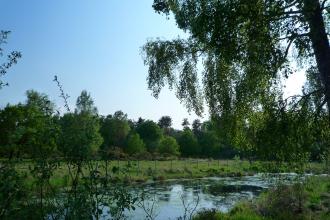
256,183,309,220
0,164,28,219
125,132,146,155
158,136,180,156
193,203,264,220
193,209,224,220
105,147,128,159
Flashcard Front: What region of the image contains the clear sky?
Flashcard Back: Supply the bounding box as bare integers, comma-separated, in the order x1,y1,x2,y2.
0,0,305,129
0,0,206,129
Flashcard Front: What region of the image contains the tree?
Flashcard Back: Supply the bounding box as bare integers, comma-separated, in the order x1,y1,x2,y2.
178,129,200,157
113,110,128,121
158,136,180,156
100,111,131,150
23,90,59,158
192,119,202,136
158,115,172,128
136,120,163,152
143,0,330,160
182,118,190,130
136,117,145,126
199,131,220,158
59,113,102,160
0,90,60,161
158,115,173,135
26,90,55,115
0,104,26,158
75,90,97,115
59,91,102,160
125,132,146,155
146,0,330,113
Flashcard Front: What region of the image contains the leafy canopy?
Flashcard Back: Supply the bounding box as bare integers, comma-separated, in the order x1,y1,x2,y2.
143,0,330,161
143,0,330,118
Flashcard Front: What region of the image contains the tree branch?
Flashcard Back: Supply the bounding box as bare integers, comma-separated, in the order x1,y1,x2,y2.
314,97,327,120
278,32,310,41
53,75,71,112
283,36,295,59
321,0,329,10
278,88,324,113
280,0,300,10
283,10,303,15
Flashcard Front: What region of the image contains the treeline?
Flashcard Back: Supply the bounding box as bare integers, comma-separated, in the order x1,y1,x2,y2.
1,89,329,162
0,89,237,160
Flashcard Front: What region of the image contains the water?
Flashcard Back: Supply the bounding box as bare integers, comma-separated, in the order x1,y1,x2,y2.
103,173,305,220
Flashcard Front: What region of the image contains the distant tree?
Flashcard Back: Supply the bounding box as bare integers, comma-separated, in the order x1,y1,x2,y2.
113,110,127,121
125,132,146,155
201,120,216,132
136,120,163,152
182,118,190,130
60,113,101,159
158,116,172,128
192,119,202,136
0,91,59,159
199,131,220,158
178,129,200,157
0,104,26,158
158,115,173,135
100,111,130,150
136,117,145,126
169,128,182,140
75,90,97,115
59,91,102,160
158,136,180,156
23,91,59,158
127,119,135,130
25,90,55,115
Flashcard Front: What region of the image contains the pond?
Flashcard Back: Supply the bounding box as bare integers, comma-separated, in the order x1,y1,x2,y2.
103,173,309,220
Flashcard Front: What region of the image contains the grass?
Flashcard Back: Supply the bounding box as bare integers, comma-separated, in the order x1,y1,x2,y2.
15,159,246,188
193,202,267,220
4,158,329,219
12,158,328,189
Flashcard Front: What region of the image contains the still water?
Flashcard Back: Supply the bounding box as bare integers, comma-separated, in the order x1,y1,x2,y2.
102,173,306,220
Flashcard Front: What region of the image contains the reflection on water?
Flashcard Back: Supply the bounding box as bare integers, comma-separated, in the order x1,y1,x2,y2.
109,173,304,220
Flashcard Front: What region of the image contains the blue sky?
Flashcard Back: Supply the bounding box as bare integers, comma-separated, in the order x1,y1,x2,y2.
0,0,305,129
0,0,206,129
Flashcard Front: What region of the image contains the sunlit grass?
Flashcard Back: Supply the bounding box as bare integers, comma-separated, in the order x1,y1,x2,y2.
11,159,328,190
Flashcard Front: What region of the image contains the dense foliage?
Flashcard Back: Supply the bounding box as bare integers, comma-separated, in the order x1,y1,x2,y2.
142,0,330,163
1,89,329,161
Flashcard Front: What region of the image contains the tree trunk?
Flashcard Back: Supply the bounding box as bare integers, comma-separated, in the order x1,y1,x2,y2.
303,0,330,115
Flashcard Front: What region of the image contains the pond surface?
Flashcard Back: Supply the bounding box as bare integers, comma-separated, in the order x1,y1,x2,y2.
106,173,307,220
